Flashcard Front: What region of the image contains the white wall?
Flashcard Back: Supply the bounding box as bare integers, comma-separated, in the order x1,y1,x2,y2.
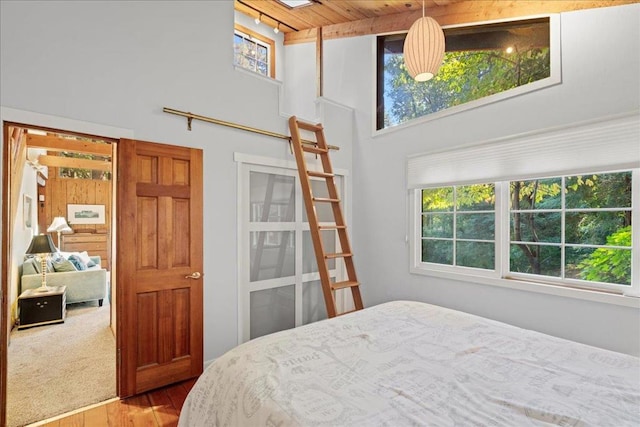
0,0,353,363
309,4,639,355
2,0,637,362
283,43,317,121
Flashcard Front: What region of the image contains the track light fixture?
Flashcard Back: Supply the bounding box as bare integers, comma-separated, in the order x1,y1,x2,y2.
273,22,280,34
254,13,261,25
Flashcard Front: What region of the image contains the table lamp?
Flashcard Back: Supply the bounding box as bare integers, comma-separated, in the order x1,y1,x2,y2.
25,234,57,292
47,216,73,249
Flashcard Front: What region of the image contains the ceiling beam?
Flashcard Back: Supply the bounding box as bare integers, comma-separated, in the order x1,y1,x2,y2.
38,155,112,172
285,0,638,44
316,27,323,97
26,134,112,157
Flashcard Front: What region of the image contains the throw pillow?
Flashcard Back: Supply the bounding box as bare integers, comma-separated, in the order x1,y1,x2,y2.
50,253,64,263
78,251,93,266
68,254,87,271
46,256,54,273
52,258,77,272
78,251,96,267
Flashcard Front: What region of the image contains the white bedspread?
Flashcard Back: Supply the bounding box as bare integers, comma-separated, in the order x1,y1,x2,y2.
179,301,640,426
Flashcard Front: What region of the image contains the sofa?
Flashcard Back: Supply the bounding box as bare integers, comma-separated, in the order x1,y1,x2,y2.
20,254,108,306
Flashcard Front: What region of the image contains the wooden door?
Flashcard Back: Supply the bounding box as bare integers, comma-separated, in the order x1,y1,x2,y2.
117,139,203,397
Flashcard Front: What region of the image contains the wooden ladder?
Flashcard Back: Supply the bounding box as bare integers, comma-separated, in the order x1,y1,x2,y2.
288,116,364,318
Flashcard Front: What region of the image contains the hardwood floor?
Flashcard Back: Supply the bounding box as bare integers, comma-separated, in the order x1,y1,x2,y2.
38,378,197,427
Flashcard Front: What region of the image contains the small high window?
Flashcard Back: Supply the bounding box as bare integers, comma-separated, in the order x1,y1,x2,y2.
234,24,276,78
377,17,555,130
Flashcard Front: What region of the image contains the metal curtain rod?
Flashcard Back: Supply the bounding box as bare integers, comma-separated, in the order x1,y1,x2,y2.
163,107,339,150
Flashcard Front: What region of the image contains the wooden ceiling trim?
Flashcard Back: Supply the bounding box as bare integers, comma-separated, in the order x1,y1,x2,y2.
27,134,112,156
285,28,318,44
38,155,112,172
284,0,638,44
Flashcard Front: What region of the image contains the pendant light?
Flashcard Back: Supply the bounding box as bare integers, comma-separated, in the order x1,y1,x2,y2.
403,0,445,82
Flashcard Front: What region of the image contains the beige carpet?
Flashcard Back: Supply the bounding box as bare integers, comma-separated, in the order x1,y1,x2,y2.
7,301,116,427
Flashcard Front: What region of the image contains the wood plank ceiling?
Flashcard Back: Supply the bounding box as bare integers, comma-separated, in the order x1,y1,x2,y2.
235,0,459,33
235,0,639,44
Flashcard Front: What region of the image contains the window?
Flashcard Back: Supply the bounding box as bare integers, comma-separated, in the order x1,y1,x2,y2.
58,151,112,180
421,184,496,270
414,170,637,295
408,113,639,299
510,172,632,287
234,24,276,78
377,17,558,130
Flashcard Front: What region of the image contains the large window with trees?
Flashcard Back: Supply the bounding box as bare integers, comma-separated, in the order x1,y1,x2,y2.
416,170,637,295
510,172,632,287
377,16,559,130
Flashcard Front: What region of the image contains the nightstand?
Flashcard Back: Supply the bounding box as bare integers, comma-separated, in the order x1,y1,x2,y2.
18,286,66,329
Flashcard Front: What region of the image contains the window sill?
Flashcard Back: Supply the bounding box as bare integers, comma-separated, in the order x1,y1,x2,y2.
410,266,640,309
233,65,282,86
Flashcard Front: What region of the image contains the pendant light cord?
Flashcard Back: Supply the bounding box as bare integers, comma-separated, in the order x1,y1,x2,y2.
422,0,425,18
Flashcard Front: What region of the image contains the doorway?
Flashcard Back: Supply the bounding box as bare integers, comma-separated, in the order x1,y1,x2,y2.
1,121,118,426
1,111,205,426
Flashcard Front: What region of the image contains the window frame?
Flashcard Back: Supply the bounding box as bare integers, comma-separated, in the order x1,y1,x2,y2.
416,183,502,279
374,14,561,136
410,169,640,306
234,24,276,78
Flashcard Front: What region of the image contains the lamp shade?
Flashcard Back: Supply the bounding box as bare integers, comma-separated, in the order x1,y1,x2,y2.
25,234,57,254
403,16,445,82
47,216,72,233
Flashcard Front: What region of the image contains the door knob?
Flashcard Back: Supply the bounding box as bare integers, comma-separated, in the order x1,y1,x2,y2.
185,272,202,279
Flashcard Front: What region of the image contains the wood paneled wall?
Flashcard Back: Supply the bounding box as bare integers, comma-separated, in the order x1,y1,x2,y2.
39,167,111,249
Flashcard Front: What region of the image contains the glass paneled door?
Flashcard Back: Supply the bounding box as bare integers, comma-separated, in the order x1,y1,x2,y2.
238,161,346,342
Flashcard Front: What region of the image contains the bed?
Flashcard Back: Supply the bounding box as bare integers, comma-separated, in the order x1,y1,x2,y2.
179,300,640,426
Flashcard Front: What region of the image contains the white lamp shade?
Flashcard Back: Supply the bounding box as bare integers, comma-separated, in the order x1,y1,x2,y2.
403,16,445,82
47,216,72,233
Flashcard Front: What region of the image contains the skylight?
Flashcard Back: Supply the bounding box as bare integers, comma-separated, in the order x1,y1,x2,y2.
276,0,312,8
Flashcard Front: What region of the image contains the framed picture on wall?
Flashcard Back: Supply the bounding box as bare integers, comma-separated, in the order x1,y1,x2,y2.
23,195,33,229
67,204,106,225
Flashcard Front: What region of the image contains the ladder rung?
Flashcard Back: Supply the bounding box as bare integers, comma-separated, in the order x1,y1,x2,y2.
318,225,346,230
331,281,360,291
313,197,339,203
325,252,352,259
307,170,334,178
297,121,323,132
301,144,328,154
